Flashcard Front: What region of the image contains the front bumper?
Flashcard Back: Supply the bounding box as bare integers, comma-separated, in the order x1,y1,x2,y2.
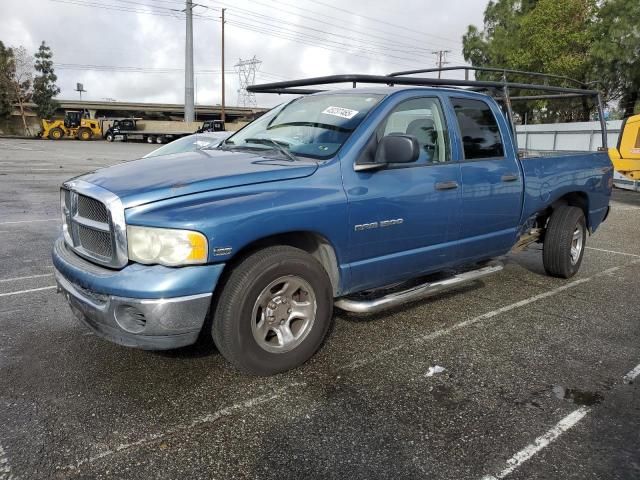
53,237,224,350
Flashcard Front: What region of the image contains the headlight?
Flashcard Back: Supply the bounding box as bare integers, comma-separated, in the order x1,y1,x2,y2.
127,226,208,266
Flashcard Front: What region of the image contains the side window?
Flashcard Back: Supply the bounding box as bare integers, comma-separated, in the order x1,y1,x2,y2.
451,98,504,159
382,98,451,164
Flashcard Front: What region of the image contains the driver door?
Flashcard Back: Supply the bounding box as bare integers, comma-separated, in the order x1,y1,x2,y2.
342,96,462,292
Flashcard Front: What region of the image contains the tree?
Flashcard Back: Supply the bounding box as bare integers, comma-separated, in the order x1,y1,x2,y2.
32,41,60,120
11,46,34,135
462,0,598,122
0,42,15,120
462,0,539,80
591,0,640,116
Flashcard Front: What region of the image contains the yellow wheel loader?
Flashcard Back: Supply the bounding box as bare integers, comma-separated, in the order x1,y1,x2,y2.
40,111,101,141
610,114,640,180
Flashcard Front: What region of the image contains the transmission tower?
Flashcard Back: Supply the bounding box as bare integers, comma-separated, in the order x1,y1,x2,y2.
235,56,262,107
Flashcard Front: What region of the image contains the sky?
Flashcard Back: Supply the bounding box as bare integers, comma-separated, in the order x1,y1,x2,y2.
0,0,489,108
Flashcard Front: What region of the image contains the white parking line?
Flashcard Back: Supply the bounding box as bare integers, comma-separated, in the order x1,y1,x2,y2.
0,443,13,480
612,207,640,211
480,407,590,480
0,273,53,283
340,278,591,371
0,219,58,225
481,359,640,479
46,259,639,474
59,382,306,471
341,260,640,371
0,286,56,298
623,363,640,384
586,246,640,258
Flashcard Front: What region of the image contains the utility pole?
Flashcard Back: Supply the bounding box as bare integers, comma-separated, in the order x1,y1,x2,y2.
184,0,195,122
432,50,451,78
221,8,226,123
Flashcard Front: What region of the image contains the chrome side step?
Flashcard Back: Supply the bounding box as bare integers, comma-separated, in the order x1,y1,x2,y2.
334,262,504,314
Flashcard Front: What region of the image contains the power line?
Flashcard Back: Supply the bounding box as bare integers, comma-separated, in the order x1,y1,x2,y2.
195,5,433,66
52,0,418,69
54,63,234,74
204,0,454,59
149,0,467,63
51,0,469,76
305,0,463,48
155,0,465,57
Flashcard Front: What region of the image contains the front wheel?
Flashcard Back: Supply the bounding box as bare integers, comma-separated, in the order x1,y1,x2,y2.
543,205,586,278
78,128,92,140
50,127,64,140
105,132,114,142
212,246,333,375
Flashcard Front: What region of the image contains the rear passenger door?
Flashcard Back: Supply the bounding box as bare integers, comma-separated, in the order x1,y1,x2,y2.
450,97,523,261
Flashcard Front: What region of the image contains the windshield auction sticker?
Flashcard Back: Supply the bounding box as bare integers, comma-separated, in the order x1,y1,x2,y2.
321,106,359,119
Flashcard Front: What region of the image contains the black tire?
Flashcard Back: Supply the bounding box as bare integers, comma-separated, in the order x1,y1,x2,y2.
146,136,155,144
543,205,587,278
106,132,114,142
156,135,165,144
212,246,333,375
78,128,92,140
50,127,64,140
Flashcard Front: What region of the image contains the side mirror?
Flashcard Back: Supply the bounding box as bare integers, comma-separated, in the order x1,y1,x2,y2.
374,134,420,165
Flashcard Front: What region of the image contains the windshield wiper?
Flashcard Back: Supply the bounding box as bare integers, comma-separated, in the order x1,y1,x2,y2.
243,138,298,162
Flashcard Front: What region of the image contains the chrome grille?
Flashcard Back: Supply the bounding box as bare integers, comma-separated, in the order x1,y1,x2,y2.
77,194,109,223
77,224,113,258
60,181,127,268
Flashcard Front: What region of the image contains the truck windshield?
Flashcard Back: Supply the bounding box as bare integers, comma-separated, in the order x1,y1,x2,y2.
222,93,384,159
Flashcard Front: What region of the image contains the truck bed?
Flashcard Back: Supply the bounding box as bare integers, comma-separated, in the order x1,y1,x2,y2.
520,150,612,231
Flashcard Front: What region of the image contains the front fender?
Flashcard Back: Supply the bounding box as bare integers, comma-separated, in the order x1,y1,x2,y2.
125,160,349,269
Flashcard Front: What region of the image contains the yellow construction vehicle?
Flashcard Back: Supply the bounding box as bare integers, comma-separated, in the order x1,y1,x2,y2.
609,114,640,181
40,110,102,140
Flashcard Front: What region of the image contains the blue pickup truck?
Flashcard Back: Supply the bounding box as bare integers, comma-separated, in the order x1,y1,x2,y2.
53,71,612,375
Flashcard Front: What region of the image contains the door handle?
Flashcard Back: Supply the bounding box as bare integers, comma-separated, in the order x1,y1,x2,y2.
501,174,519,182
435,181,459,190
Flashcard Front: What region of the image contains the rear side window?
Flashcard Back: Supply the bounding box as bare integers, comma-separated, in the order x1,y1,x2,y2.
451,98,504,159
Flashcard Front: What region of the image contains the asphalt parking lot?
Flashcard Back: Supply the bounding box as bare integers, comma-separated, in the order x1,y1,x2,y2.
0,137,639,480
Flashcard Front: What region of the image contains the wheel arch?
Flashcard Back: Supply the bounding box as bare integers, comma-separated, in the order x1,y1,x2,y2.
537,191,590,231
224,231,342,297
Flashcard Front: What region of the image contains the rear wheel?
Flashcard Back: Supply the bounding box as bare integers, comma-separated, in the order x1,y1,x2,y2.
50,127,64,140
146,136,155,144
543,205,586,278
78,128,92,140
156,135,164,144
212,246,333,375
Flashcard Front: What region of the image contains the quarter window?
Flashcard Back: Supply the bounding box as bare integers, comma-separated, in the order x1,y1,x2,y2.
452,98,504,159
382,97,451,164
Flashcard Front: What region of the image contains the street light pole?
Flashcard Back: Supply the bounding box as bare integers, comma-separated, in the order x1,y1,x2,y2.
221,7,226,124
184,0,195,122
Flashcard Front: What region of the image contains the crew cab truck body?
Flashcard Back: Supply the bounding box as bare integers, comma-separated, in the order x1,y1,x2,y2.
53,75,612,375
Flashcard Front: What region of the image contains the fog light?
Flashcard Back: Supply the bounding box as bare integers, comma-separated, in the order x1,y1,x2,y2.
114,305,147,334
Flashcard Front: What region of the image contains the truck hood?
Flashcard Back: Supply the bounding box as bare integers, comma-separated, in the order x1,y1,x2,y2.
79,149,318,208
